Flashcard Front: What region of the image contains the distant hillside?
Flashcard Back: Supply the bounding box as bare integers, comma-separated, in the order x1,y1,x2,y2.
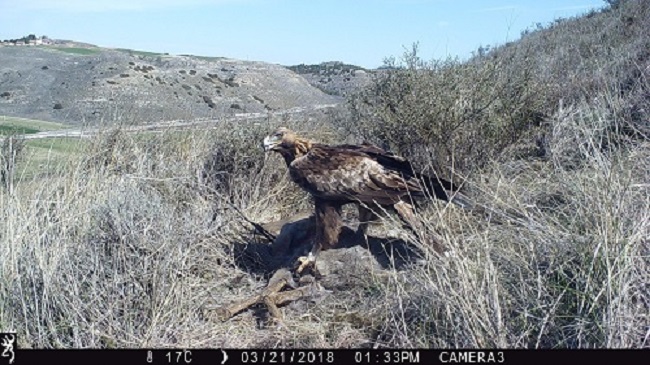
0,45,341,125
286,61,372,96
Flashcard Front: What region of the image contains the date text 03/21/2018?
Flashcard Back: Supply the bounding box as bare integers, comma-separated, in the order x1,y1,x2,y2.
240,351,334,363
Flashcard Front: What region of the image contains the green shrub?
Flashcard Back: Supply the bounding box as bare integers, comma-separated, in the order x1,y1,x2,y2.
343,45,546,175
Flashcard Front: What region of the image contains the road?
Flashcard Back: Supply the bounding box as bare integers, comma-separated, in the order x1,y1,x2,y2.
6,103,340,140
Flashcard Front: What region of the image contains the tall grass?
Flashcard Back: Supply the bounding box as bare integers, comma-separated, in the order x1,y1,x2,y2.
368,104,649,348
0,117,350,348
0,99,647,348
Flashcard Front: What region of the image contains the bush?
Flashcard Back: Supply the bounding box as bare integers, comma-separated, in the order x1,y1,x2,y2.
343,45,546,176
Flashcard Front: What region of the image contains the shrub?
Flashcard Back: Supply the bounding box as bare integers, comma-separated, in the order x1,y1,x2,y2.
343,45,546,176
343,0,650,174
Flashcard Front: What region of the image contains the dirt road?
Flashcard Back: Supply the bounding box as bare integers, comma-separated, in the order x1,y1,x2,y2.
8,103,339,140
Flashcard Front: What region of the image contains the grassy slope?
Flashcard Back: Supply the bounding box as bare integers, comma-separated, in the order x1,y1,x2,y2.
0,116,66,135
51,47,101,55
115,48,165,57
1,116,80,179
0,1,648,349
21,138,87,180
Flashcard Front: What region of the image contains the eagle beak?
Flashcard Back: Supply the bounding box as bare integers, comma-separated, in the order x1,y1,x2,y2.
263,136,278,152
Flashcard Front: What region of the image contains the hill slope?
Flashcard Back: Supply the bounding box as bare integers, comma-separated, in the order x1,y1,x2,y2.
0,46,341,125
286,61,372,96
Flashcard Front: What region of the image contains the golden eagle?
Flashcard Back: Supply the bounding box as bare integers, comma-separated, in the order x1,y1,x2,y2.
263,127,465,273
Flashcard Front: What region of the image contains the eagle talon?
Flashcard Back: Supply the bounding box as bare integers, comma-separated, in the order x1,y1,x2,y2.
295,252,317,275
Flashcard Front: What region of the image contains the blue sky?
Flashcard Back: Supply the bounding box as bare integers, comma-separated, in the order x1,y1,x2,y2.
1,0,605,68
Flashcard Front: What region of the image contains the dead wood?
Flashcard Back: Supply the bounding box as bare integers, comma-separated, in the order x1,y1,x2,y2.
214,268,321,322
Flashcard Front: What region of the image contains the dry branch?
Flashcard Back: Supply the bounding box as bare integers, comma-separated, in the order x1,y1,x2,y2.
214,268,320,322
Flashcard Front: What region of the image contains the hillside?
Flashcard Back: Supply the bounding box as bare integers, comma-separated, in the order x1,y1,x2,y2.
287,61,372,96
0,45,341,125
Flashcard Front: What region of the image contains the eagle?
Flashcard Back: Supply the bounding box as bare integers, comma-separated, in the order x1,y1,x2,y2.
263,127,466,273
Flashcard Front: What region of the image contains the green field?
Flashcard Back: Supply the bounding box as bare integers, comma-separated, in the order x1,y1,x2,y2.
0,124,40,135
26,137,85,152
115,48,165,57
1,116,78,179
0,116,66,135
18,138,87,180
24,137,86,165
189,55,228,61
52,47,100,55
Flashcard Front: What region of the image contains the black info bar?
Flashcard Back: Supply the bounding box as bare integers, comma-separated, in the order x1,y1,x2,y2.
2,349,648,365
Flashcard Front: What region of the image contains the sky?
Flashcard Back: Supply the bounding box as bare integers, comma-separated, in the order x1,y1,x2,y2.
0,0,606,69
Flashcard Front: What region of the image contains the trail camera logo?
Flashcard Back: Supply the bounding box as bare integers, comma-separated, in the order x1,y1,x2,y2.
0,333,15,365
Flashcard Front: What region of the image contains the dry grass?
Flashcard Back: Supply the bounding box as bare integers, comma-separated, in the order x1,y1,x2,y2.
0,117,365,349
344,99,649,348
0,102,647,349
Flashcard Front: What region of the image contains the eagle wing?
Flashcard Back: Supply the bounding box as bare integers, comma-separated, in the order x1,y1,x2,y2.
336,143,458,200
289,143,424,205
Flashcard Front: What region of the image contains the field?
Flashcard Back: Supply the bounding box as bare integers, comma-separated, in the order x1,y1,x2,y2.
52,47,100,55
0,116,66,135
0,0,648,350
115,48,166,57
0,117,81,179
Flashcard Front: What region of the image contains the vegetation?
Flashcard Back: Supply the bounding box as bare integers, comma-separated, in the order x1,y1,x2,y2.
0,117,79,180
116,48,166,57
343,0,649,174
288,61,366,76
0,116,66,135
52,47,100,55
0,125,39,135
21,138,87,180
0,0,648,349
189,55,228,62
337,0,650,347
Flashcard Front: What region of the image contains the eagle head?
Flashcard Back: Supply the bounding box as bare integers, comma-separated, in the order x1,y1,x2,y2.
263,127,312,164
263,127,296,152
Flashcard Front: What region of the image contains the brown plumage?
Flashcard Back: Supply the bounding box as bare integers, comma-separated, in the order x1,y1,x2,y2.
263,127,463,272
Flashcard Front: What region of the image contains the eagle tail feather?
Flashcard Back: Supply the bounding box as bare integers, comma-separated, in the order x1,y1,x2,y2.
414,172,472,209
